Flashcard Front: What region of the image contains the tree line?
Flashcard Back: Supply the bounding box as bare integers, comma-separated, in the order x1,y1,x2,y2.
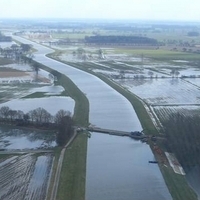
162,113,200,170
85,35,158,45
0,106,74,146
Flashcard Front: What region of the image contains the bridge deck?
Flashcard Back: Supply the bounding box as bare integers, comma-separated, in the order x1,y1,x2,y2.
87,127,147,140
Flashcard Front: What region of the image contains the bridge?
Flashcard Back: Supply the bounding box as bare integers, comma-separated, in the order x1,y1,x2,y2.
87,127,148,140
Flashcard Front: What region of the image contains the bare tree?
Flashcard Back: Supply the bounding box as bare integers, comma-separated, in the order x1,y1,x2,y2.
32,62,40,81
16,110,24,119
175,70,180,78
28,110,37,123
8,110,17,121
148,71,154,78
0,106,10,119
54,109,71,125
43,110,52,123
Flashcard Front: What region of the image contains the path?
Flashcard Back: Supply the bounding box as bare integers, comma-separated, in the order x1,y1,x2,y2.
50,130,78,200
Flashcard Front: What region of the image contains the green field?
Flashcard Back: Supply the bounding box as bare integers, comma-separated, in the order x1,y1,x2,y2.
57,134,88,200
115,48,200,61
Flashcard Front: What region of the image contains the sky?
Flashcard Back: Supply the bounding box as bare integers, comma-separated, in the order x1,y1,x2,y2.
0,0,200,21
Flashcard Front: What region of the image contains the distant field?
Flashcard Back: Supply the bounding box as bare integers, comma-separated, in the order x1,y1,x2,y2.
147,32,200,43
114,48,200,61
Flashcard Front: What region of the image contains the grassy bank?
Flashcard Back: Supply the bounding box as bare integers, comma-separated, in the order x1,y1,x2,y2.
31,60,89,200
160,165,197,200
57,134,88,200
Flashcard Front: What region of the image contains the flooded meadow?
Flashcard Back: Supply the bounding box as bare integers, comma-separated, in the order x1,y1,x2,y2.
0,153,53,200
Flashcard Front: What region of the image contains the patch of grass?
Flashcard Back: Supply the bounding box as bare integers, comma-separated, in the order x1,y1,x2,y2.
0,154,11,160
159,165,197,200
115,48,200,61
22,92,47,98
56,134,88,200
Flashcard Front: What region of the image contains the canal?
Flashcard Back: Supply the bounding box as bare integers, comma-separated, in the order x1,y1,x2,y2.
12,35,172,200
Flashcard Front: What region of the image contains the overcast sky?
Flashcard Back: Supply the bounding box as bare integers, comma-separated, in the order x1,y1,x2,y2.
0,0,199,21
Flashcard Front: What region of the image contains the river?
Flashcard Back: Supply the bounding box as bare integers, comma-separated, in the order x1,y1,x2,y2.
11,35,172,200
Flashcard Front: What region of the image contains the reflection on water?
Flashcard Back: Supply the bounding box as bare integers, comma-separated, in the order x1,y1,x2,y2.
0,126,56,150
86,133,172,200
25,154,53,200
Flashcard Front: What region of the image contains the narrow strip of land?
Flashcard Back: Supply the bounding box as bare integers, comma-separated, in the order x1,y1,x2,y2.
50,130,78,200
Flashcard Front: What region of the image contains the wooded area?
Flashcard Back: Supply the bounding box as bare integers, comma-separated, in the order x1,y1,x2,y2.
0,106,73,146
85,35,158,45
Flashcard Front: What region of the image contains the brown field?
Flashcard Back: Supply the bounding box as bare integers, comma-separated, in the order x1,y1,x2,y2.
0,71,29,78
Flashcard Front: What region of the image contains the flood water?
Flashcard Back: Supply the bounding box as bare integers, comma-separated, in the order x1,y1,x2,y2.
12,35,172,200
0,126,56,150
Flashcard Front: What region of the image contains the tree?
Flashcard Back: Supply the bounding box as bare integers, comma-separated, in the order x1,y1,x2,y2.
23,114,30,123
16,110,24,119
170,69,176,78
54,109,71,125
175,70,180,78
8,110,17,121
20,44,31,52
56,115,73,146
76,48,85,59
28,110,37,123
0,106,10,119
119,70,125,79
32,62,40,81
97,49,104,59
42,110,52,123
148,71,154,78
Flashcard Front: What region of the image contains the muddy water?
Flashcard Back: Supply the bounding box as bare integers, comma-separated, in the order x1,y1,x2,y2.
12,36,172,200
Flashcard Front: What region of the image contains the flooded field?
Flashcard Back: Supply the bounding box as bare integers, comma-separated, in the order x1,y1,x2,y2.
0,153,53,200
0,126,56,150
115,78,200,105
0,96,74,115
153,105,200,121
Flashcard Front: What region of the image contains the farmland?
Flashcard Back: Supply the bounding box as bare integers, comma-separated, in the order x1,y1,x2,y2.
49,45,200,199
1,20,200,200
0,153,53,200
